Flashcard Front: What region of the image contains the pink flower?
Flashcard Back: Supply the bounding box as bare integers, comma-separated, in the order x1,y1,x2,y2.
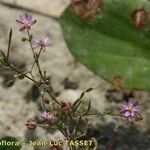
16,14,36,31
40,111,55,122
120,98,142,122
25,119,37,130
34,37,52,52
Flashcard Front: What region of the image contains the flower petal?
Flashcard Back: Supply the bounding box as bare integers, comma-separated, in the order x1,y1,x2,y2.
130,112,135,117
124,111,131,117
20,15,25,20
28,14,32,21
35,38,40,44
44,37,50,44
128,98,134,106
121,103,129,110
133,105,140,112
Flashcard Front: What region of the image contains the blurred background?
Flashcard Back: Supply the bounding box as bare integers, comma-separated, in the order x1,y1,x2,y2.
0,0,150,150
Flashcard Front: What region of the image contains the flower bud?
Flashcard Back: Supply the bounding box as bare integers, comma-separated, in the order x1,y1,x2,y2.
6,79,15,87
25,119,37,130
18,73,25,79
42,124,50,129
22,37,27,41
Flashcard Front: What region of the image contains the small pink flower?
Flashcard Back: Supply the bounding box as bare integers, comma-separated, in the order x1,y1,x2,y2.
40,111,55,122
120,98,142,122
34,37,52,52
16,14,36,31
25,119,37,130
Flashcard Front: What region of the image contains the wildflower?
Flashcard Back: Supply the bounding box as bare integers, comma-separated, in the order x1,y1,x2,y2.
25,119,37,130
120,98,142,122
59,101,72,114
40,111,55,122
16,14,36,31
34,37,52,52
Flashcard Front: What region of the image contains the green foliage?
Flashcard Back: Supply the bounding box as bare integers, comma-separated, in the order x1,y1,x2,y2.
60,0,150,90
0,136,21,150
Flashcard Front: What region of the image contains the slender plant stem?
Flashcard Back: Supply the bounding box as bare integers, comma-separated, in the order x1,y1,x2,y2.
7,63,39,85
27,29,35,56
30,46,41,75
27,29,45,81
7,28,12,60
26,30,60,104
36,50,45,81
44,87,60,104
7,63,60,104
85,112,121,117
75,116,82,137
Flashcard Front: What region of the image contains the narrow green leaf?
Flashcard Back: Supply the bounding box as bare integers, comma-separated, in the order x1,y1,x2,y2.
72,99,82,112
0,50,8,64
86,100,91,114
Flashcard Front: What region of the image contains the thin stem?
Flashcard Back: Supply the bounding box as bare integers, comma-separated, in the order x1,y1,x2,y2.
36,49,45,81
7,28,12,60
76,85,100,101
27,29,35,56
7,62,60,104
85,112,121,117
7,64,39,86
75,111,121,118
75,116,82,137
30,61,36,73
44,87,60,104
26,30,60,104
27,30,44,81
30,47,40,73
